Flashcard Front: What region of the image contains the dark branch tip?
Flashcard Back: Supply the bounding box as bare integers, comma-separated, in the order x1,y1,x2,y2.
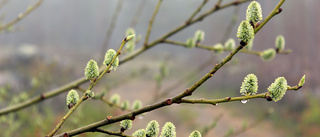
278,8,283,13
266,96,273,101
240,41,247,46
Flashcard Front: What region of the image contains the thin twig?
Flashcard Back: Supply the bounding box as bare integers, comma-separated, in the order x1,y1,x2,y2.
144,0,162,46
0,0,43,31
93,128,132,137
130,0,147,28
163,39,291,56
47,36,133,137
201,114,223,136
98,0,124,64
186,0,208,23
220,6,240,43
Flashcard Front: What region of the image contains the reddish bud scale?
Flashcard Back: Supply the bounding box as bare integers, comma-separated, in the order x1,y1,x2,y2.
130,115,136,120
63,133,69,137
226,97,231,101
166,99,172,105
40,94,45,100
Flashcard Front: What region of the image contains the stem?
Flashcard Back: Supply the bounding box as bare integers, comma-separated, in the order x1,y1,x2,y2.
144,0,162,46
47,37,131,137
93,128,132,137
0,0,43,31
98,0,123,64
162,39,291,56
186,0,208,23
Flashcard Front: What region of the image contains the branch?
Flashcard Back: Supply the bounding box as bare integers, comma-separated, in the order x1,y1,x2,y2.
55,1,288,136
47,36,132,136
92,128,132,137
201,114,223,136
119,0,251,65
186,0,208,23
98,0,123,64
162,39,292,56
144,0,162,46
0,0,43,31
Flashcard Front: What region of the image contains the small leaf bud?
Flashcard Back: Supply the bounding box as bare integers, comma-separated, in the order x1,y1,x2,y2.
298,75,306,87
240,74,258,96
103,49,119,71
246,1,263,24
121,100,130,110
261,48,276,61
125,34,135,42
186,38,196,48
132,100,142,110
146,120,160,137
189,130,202,137
224,38,236,50
85,90,95,98
275,35,285,51
110,94,121,105
120,119,133,131
268,77,288,102
66,89,79,109
194,30,205,43
213,43,224,54
84,59,99,80
160,122,176,137
132,129,146,137
237,21,255,43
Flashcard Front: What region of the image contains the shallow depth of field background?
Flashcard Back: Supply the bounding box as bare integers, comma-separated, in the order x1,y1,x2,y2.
0,0,319,137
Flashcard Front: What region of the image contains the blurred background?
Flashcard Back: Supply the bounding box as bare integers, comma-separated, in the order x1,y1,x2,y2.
0,0,319,136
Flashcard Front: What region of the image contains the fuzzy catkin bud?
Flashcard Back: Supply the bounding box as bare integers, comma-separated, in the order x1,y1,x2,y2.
110,94,121,105
126,28,136,37
213,43,224,54
132,100,142,110
85,90,95,98
103,49,119,71
261,48,276,61
240,74,258,96
120,119,132,130
121,100,130,110
189,130,202,137
246,1,263,24
268,77,287,102
194,30,205,43
160,122,176,137
125,41,135,53
186,38,196,48
84,59,99,80
224,38,236,50
237,21,255,43
66,89,79,109
132,129,146,137
146,120,160,137
275,35,285,50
